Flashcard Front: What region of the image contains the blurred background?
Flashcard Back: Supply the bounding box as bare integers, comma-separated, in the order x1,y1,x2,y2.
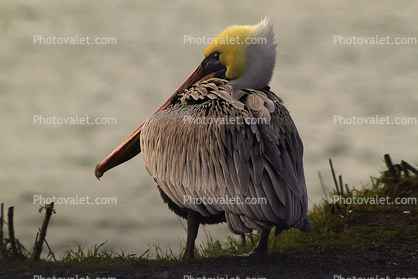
1,0,417,257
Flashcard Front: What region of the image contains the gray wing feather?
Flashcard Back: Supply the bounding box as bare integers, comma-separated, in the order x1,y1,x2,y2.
140,78,310,234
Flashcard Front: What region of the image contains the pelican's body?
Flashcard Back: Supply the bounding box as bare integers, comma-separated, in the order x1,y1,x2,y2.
95,18,311,258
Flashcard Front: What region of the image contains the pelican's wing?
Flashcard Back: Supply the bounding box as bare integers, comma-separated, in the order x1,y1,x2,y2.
140,79,311,233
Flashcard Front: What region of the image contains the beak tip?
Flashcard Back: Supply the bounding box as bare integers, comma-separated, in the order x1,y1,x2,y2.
94,164,103,181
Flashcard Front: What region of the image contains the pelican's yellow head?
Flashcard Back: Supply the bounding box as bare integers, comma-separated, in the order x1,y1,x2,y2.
203,17,277,90
204,25,255,80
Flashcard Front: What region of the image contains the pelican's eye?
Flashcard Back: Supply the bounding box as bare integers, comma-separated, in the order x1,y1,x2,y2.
212,52,220,61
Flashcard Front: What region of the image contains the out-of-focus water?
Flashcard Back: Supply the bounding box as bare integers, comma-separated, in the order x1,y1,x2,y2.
1,0,417,257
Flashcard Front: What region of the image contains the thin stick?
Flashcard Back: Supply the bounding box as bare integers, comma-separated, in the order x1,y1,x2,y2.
43,236,56,262
401,160,418,176
329,159,339,195
32,203,54,261
7,206,18,259
0,203,4,258
16,239,23,256
384,154,398,180
401,161,410,177
339,175,344,196
34,231,39,247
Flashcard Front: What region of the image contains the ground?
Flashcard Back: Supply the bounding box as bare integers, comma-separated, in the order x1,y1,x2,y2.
0,242,417,279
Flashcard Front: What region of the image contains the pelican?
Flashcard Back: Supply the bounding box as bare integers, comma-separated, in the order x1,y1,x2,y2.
95,18,311,259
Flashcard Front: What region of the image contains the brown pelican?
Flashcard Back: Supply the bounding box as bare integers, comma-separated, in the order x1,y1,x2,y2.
95,18,311,259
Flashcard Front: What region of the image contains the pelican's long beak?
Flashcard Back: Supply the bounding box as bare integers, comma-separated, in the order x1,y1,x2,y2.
94,58,226,180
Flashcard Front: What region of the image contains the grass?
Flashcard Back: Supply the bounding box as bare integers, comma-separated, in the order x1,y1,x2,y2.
1,154,417,271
